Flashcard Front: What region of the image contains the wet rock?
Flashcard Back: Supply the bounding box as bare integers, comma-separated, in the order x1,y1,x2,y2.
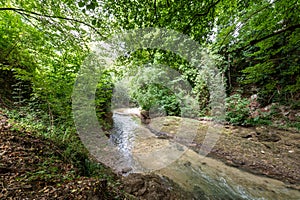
193,186,208,200
146,126,173,139
176,144,184,151
241,134,253,139
140,110,151,124
157,133,172,139
162,122,170,126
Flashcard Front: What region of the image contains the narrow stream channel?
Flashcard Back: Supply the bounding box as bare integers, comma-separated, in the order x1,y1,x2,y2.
108,109,300,200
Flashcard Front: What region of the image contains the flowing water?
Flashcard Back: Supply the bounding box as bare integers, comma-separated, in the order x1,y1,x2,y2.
105,109,300,199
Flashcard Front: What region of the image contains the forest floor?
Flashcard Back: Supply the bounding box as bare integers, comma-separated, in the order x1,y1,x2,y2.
0,110,191,199
149,116,300,190
0,111,124,199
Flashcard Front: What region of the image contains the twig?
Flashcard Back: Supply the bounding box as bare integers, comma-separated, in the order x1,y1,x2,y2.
154,0,157,21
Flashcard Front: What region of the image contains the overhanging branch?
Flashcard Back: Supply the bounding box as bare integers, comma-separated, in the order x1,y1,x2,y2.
219,0,281,48
249,24,300,46
0,7,103,37
182,0,221,34
230,24,300,53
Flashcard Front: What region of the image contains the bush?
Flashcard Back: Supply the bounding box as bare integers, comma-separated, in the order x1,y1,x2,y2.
129,67,182,116
225,94,251,125
95,71,114,130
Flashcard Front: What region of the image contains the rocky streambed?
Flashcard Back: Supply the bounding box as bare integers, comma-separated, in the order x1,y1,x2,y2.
149,116,300,186
99,108,300,199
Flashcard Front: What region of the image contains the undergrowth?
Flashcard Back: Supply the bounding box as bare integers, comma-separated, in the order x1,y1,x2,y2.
1,106,116,181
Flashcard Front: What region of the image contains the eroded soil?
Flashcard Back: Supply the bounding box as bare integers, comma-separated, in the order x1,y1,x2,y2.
121,173,194,200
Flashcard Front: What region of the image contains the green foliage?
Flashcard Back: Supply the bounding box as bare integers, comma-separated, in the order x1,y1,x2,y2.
95,71,114,129
2,106,113,178
2,0,297,123
0,0,92,122
6,107,48,133
133,83,181,116
215,0,300,103
25,160,76,183
102,0,219,42
225,94,250,125
1,1,299,191
247,115,272,126
115,48,211,118
129,67,182,116
192,76,210,116
225,94,274,126
287,121,300,130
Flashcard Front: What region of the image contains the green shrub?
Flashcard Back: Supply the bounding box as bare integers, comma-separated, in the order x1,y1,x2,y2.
95,71,114,130
225,94,250,125
129,67,182,116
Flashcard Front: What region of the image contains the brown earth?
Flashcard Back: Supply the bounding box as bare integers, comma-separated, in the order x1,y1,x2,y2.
2,107,299,199
121,173,194,200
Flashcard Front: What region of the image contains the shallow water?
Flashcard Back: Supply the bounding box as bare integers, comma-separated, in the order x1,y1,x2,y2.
107,109,300,199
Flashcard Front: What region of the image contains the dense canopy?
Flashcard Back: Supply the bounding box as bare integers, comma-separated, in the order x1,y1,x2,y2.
1,1,299,119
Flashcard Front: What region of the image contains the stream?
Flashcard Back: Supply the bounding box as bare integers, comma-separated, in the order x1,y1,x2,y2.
104,108,300,199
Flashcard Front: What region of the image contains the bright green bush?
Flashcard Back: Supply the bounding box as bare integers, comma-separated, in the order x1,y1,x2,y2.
225,94,251,125
129,67,188,116
95,71,114,129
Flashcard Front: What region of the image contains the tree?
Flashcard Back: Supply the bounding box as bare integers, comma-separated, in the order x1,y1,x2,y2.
0,0,98,122
214,0,300,105
2,0,299,124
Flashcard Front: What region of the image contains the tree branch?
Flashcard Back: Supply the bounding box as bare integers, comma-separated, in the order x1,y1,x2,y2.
219,0,281,48
192,0,221,18
182,0,221,34
154,0,157,20
233,24,300,53
251,24,300,45
15,10,82,45
0,7,103,37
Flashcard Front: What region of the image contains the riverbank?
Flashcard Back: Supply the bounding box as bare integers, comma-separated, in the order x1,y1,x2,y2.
2,107,299,199
149,116,300,188
0,111,125,199
0,110,192,199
